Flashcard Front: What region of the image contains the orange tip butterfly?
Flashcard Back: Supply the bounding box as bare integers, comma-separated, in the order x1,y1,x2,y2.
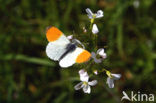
46,26,91,68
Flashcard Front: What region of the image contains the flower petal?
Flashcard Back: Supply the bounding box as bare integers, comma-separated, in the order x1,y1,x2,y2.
93,70,98,75
79,69,85,75
74,82,83,90
96,10,104,18
92,24,99,34
79,69,89,82
91,52,96,58
86,8,93,19
111,74,121,80
91,52,102,63
97,48,104,54
67,35,73,40
97,48,107,59
80,74,89,82
101,53,107,59
106,77,114,88
83,27,87,33
88,80,98,86
94,58,102,63
83,85,91,94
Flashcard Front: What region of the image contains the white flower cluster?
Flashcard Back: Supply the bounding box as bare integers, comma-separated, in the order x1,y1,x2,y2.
75,69,121,94
73,8,121,94
86,8,104,34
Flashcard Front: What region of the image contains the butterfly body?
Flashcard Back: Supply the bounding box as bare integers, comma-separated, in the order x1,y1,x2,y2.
59,43,77,61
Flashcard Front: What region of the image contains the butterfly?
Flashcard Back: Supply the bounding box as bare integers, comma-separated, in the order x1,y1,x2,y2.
45,27,91,68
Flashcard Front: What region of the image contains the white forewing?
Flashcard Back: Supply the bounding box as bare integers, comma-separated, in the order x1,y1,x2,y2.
46,34,70,61
59,47,84,68
51,34,70,44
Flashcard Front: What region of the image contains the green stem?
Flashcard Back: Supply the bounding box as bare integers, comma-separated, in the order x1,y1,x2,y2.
94,34,98,50
101,68,108,72
89,19,94,30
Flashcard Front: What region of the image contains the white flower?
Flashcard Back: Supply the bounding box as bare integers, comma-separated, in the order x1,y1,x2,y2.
93,70,98,75
92,24,99,34
91,48,106,63
79,69,89,82
96,10,104,18
133,0,140,8
106,71,121,88
74,69,98,94
86,8,94,19
91,52,102,63
86,8,104,19
97,48,107,59
67,35,73,40
83,27,87,33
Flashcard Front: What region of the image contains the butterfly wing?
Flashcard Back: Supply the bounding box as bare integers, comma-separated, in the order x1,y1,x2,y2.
59,47,91,68
46,42,67,61
46,26,70,44
46,27,70,61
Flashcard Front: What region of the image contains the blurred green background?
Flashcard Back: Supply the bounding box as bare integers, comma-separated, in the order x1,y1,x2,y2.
0,0,156,103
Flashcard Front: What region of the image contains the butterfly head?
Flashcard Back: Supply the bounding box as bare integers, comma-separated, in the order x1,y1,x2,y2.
71,39,85,49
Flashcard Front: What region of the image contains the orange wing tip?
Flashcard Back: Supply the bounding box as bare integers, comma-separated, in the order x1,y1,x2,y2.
46,26,63,42
76,50,91,63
